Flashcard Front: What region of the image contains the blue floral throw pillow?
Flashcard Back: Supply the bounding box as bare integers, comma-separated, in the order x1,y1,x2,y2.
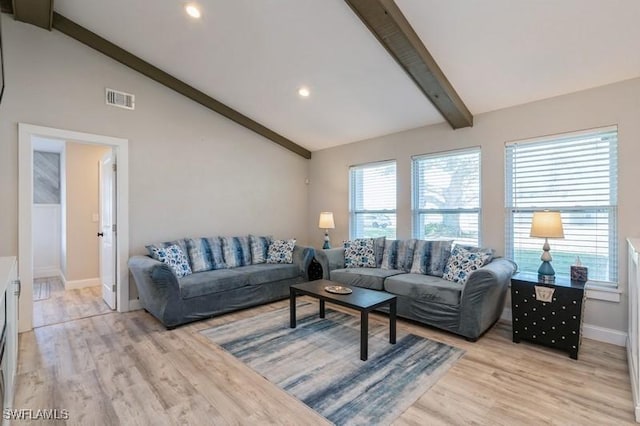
344,239,376,268
442,246,492,284
152,244,192,278
267,239,296,264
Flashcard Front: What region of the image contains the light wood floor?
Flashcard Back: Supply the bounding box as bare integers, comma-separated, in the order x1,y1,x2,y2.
33,277,113,328
15,297,635,425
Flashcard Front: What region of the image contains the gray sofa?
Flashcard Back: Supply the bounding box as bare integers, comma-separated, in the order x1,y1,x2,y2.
316,242,516,341
129,242,314,328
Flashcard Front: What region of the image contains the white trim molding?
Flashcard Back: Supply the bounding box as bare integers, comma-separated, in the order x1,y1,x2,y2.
585,283,622,303
64,277,101,290
501,307,626,347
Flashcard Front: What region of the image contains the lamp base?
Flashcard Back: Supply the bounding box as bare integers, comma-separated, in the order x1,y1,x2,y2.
538,260,556,283
322,230,331,249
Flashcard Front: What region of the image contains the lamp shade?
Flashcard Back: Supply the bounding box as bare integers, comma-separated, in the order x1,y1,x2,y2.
530,211,564,238
318,212,335,229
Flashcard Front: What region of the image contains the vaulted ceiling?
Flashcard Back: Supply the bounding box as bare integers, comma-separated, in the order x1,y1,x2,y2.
13,1,640,152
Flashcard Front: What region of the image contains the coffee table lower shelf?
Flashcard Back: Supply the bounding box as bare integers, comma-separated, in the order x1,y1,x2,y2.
289,280,397,361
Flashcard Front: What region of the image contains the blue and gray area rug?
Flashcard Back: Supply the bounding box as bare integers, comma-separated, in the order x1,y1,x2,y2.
201,302,464,425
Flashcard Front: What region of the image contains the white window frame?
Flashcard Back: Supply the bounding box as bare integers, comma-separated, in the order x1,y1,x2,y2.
349,160,397,240
505,126,618,285
411,147,482,246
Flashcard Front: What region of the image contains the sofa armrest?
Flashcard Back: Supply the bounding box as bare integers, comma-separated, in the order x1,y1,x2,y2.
315,248,346,279
458,258,518,339
128,255,182,326
293,245,315,280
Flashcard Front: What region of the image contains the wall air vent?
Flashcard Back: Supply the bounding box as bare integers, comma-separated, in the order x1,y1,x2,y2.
105,88,135,110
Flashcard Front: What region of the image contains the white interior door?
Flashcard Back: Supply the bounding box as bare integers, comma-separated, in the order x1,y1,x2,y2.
99,151,116,309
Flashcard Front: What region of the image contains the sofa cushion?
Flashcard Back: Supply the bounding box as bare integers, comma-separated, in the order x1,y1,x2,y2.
151,244,192,278
179,269,250,299
374,236,386,267
384,274,462,306
331,268,404,291
222,236,252,268
204,237,227,270
235,263,300,285
443,246,492,284
250,235,272,264
146,239,189,260
410,240,453,277
381,239,416,272
344,239,376,268
267,239,296,264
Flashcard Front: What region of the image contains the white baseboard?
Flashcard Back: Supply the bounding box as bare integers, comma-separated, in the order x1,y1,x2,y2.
129,299,142,311
65,277,101,290
500,307,626,347
34,267,61,279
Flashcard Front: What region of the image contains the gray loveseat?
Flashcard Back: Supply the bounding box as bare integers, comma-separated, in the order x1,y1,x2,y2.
128,236,314,328
316,239,516,341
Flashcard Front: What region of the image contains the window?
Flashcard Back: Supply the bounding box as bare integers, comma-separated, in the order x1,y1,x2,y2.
349,161,396,239
412,148,481,245
505,127,618,283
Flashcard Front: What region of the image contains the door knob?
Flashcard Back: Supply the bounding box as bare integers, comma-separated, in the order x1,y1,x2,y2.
97,232,104,237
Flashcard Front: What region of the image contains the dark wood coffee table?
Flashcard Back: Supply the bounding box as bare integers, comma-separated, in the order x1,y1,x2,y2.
290,280,397,361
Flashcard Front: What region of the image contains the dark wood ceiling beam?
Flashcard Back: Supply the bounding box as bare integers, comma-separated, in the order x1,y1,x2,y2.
12,0,53,30
48,12,311,159
344,0,473,129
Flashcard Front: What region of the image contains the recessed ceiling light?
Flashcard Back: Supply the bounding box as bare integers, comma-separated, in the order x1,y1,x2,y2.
185,4,201,19
298,87,310,98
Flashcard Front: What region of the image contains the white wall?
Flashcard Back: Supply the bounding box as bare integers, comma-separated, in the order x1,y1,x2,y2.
0,17,310,296
309,77,640,333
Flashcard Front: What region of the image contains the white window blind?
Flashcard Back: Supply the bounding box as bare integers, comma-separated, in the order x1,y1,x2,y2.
505,127,618,283
349,161,397,239
412,148,481,245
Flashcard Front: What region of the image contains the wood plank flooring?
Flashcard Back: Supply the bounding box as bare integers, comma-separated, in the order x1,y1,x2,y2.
15,296,636,425
33,277,112,328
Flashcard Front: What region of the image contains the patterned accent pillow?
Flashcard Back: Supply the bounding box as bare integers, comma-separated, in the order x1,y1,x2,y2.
442,246,492,284
146,239,189,261
381,239,416,272
344,239,376,268
185,238,213,273
267,239,296,264
204,237,227,270
185,237,227,272
410,240,453,277
374,236,386,267
151,244,192,278
250,235,272,264
221,236,252,268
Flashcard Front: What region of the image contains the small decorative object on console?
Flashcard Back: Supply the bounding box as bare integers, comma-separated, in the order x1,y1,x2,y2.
570,256,588,282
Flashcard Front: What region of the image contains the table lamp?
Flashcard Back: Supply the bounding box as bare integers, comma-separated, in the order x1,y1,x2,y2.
530,211,564,282
318,212,335,249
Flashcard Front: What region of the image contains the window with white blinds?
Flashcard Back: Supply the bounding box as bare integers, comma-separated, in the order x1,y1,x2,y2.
412,148,481,245
349,161,397,239
505,126,618,283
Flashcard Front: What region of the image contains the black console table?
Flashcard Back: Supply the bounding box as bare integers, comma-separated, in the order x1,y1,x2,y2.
511,272,585,359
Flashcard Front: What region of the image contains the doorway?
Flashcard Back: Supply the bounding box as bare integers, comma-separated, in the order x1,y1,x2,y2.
18,124,130,333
